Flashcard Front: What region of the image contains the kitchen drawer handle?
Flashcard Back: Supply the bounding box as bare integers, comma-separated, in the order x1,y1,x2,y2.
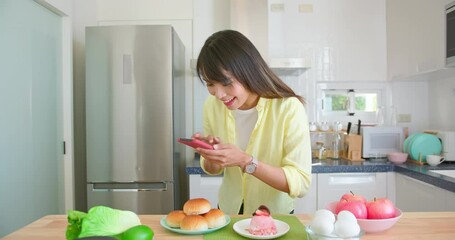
90,182,168,192
327,174,375,185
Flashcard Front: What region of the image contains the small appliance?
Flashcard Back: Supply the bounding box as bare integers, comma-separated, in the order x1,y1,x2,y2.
361,126,405,159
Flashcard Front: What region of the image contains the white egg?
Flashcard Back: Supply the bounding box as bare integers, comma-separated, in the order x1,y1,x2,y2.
337,210,358,223
314,209,336,224
310,217,334,235
334,220,361,238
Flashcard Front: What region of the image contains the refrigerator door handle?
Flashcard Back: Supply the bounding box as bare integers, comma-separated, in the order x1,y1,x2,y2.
90,182,169,192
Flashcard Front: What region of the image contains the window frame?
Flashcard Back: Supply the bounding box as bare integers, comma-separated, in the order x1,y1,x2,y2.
316,82,388,126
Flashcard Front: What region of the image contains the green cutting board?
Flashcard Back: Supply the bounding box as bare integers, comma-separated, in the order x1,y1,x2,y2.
204,215,308,240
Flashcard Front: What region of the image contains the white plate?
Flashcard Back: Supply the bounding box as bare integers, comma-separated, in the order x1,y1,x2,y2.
160,215,231,235
233,218,290,239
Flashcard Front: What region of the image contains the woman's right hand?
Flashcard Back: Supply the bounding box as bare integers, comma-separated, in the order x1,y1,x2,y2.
191,132,221,145
192,133,223,174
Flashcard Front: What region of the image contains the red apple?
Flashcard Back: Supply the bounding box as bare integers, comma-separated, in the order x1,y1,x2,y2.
335,199,368,219
340,191,367,204
366,197,396,219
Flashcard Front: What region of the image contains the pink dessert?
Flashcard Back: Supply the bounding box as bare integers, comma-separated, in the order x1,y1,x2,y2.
248,205,277,236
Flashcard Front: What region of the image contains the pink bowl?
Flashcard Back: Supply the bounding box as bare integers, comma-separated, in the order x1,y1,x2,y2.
326,201,402,233
387,152,408,164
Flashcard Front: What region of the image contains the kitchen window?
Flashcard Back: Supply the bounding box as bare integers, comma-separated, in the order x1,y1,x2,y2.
316,82,388,125
322,90,378,113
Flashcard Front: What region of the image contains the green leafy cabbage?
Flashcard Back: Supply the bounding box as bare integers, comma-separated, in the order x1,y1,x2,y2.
66,206,142,239
78,206,141,238
66,210,87,240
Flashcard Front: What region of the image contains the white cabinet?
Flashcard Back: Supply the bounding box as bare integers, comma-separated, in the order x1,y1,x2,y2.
189,174,318,213
317,172,389,209
96,0,193,21
446,190,455,211
294,176,317,214
189,174,222,209
395,173,455,212
386,0,446,80
188,172,392,214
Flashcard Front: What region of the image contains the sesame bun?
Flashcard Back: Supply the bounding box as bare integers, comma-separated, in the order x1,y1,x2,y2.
183,198,211,215
165,210,186,228
203,209,226,228
180,215,209,231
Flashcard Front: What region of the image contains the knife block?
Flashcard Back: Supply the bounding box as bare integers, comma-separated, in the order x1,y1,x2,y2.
342,134,363,161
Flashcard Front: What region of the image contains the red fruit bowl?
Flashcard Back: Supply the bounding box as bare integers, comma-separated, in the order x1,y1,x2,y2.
326,201,402,233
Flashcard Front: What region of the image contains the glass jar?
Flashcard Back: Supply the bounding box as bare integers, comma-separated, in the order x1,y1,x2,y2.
332,121,342,132
376,106,385,126
319,122,330,132
309,122,318,132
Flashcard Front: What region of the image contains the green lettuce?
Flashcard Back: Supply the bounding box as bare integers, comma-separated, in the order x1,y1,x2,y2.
66,210,87,240
78,206,141,238
65,206,143,239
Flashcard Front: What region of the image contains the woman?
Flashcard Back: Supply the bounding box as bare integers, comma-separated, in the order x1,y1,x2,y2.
193,29,312,215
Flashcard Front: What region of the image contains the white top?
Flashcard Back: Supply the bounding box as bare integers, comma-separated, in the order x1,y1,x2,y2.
234,108,258,151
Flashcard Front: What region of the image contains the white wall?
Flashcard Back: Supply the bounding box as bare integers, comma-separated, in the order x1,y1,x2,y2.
192,0,231,133
390,80,429,134
389,68,455,134
428,71,455,131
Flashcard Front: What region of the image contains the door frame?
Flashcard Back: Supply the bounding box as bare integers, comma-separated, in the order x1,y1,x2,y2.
35,0,75,212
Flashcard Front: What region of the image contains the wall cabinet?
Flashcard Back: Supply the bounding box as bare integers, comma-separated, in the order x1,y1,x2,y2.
395,173,455,212
386,0,446,80
274,0,387,82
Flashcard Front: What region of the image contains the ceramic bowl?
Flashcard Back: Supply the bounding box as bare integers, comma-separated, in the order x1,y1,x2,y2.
387,152,408,164
326,201,402,233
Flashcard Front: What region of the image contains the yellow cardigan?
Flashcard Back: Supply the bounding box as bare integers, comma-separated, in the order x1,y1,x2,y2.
200,96,312,215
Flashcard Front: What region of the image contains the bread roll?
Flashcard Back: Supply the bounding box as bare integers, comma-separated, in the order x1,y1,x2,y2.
183,198,211,215
204,209,226,228
180,215,208,231
166,210,186,228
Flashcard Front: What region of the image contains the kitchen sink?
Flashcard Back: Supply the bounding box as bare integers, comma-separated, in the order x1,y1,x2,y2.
429,170,455,179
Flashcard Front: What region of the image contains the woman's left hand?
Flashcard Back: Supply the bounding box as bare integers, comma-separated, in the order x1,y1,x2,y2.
197,143,251,169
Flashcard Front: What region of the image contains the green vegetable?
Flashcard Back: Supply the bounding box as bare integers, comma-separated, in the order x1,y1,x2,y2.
66,206,148,239
78,206,142,238
66,210,87,240
115,225,154,240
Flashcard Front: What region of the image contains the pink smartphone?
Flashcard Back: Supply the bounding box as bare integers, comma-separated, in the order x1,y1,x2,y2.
177,138,214,150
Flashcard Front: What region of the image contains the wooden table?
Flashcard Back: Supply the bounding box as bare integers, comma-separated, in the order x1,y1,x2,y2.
4,212,455,239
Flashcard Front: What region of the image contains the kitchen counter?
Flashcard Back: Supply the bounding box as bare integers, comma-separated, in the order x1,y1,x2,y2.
186,158,455,192
5,213,455,239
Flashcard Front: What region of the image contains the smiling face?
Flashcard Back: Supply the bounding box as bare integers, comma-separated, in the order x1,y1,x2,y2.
205,71,259,110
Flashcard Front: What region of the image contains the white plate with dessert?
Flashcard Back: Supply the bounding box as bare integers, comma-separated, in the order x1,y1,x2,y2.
233,219,289,239
233,205,290,239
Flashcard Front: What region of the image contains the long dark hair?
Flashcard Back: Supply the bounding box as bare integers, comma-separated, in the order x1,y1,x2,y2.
196,30,305,104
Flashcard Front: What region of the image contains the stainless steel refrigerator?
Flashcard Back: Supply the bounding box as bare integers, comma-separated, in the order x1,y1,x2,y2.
85,25,186,214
